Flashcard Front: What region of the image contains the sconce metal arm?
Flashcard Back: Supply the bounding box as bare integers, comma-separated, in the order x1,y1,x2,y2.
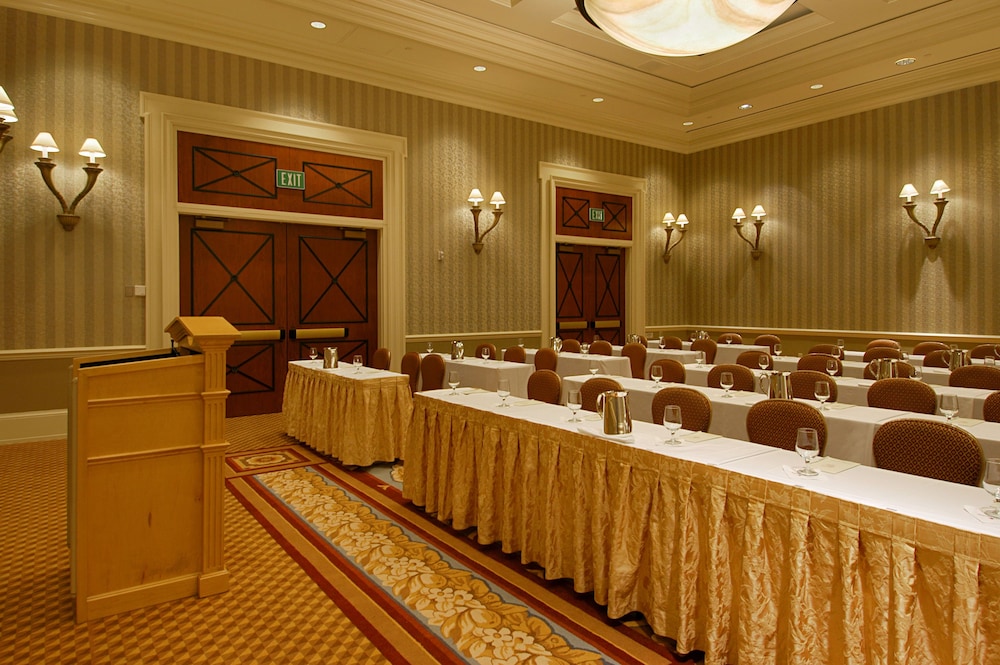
0,122,12,154
734,220,765,259
34,157,103,231
662,226,687,263
471,206,503,254
902,199,947,249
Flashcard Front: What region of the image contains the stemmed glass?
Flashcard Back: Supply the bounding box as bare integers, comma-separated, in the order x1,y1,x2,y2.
720,371,735,398
448,371,460,395
589,360,600,375
826,359,839,377
758,354,770,371
795,428,820,476
308,347,318,361
814,381,831,410
566,389,582,422
911,365,923,381
496,378,510,408
982,458,1000,518
696,351,706,367
650,365,663,385
353,354,363,373
939,393,959,421
517,338,525,348
581,343,591,355
773,344,782,357
662,405,683,445
836,338,845,356
724,336,733,345
481,346,491,362
426,341,434,354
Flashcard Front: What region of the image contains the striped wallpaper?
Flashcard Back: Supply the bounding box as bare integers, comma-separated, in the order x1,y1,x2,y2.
0,6,997,356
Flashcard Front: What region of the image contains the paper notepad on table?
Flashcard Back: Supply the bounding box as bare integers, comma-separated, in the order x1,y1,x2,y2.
951,417,982,428
825,402,855,410
810,457,858,474
679,431,719,443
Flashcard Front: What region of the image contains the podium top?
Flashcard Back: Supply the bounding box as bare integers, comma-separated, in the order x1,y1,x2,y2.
165,316,240,353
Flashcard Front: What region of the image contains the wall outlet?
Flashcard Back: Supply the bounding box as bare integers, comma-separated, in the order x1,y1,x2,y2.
125,285,147,297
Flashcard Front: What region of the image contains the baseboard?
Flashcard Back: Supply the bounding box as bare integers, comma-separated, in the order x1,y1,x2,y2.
0,409,68,444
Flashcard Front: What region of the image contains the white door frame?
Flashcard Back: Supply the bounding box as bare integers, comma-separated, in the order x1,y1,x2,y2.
140,93,407,363
538,162,647,343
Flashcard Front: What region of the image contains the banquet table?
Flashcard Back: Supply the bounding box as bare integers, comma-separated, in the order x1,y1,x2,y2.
682,341,770,365
524,348,631,379
403,389,1000,665
417,354,535,397
611,345,698,377
561,374,1000,466
772,356,954,385
282,360,412,465
832,375,991,418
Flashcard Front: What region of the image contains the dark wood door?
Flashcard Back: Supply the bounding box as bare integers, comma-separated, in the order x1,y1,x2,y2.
179,216,378,416
555,244,625,344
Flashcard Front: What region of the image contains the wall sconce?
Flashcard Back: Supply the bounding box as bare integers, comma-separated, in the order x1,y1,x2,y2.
0,86,16,154
732,205,766,259
469,188,505,254
661,212,689,263
899,180,949,249
30,133,106,231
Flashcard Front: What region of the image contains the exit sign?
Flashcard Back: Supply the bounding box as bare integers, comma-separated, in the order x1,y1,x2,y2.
589,207,605,222
276,169,305,190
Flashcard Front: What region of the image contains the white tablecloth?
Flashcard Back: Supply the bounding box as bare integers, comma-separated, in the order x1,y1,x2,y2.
417,354,534,398
833,376,991,419
524,349,632,379
682,341,770,365
772,356,954,385
610,345,699,377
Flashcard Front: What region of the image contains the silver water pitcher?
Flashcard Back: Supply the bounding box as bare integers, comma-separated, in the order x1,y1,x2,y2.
596,390,632,435
451,340,464,360
323,346,338,369
549,336,563,352
944,347,972,371
866,357,900,380
758,370,794,399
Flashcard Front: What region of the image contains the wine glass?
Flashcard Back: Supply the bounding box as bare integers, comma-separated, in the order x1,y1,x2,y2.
982,458,1000,518
758,354,769,371
696,351,705,367
426,341,434,354
448,371,460,394
659,335,666,349
353,354,363,373
589,360,599,375
826,359,839,377
911,365,923,381
650,365,663,385
724,336,733,345
795,428,820,476
836,338,845,355
497,378,510,407
814,381,831,410
567,389,582,422
581,343,590,355
720,371,735,397
773,343,782,357
308,347,318,361
481,346,491,362
662,405,683,445
517,337,525,348
939,393,959,421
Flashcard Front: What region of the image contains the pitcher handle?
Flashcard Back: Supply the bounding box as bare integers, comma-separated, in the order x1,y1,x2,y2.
757,373,769,395
596,392,605,418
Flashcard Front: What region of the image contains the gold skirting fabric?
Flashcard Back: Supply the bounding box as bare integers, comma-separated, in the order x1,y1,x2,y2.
283,363,412,466
402,395,1000,665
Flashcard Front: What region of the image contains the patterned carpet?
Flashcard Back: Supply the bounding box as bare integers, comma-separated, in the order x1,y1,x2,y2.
0,414,701,664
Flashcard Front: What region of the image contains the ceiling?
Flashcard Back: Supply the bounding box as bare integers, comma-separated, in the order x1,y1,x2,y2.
6,0,1000,152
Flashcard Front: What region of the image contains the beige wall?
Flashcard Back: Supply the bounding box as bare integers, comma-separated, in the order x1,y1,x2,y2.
1,7,997,414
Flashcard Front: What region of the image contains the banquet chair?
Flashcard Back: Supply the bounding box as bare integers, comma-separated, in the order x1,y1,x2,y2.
949,365,1000,390
717,332,743,344
867,377,936,414
533,347,558,372
912,341,950,356
808,343,840,356
691,338,717,364
736,350,772,370
419,353,446,391
754,334,782,353
797,354,842,376
560,338,581,353
637,335,648,347
872,419,984,486
789,370,838,403
371,347,391,371
983,392,1000,422
658,335,684,350
922,350,950,368
651,387,712,432
862,346,902,362
970,343,1000,359
863,361,916,380
745,400,827,455
589,340,613,356
867,338,901,350
707,364,755,392
649,358,686,384
400,351,420,394
474,343,498,361
526,370,562,405
580,377,624,412
504,346,526,363
621,342,647,378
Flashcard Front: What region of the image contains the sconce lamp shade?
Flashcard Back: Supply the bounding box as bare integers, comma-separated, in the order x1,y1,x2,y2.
0,86,13,112
930,180,950,198
468,188,484,205
30,132,60,158
489,191,505,208
898,183,919,201
78,138,106,162
0,109,16,124
676,213,689,227
751,205,766,220
732,207,747,222
576,0,795,57
662,212,676,226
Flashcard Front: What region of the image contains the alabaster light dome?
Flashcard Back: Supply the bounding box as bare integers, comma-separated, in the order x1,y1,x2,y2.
577,0,796,57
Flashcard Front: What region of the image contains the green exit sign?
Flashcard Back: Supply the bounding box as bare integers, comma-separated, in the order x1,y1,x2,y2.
589,207,605,222
276,169,305,190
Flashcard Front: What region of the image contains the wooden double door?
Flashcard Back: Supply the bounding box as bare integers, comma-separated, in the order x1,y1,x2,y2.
555,243,625,344
179,216,378,416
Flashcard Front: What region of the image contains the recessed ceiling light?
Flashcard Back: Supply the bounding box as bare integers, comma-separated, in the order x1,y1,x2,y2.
682,121,694,126
738,103,753,111
810,83,824,90
592,97,605,103
310,20,326,29
895,57,916,66
473,65,487,72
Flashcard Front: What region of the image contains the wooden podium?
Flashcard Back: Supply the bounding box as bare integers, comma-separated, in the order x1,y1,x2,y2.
69,316,239,622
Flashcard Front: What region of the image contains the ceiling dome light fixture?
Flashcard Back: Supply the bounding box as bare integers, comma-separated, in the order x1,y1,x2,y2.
576,0,796,57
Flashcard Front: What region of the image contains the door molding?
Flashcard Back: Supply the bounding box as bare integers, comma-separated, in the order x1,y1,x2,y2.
141,93,407,363
538,162,646,343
